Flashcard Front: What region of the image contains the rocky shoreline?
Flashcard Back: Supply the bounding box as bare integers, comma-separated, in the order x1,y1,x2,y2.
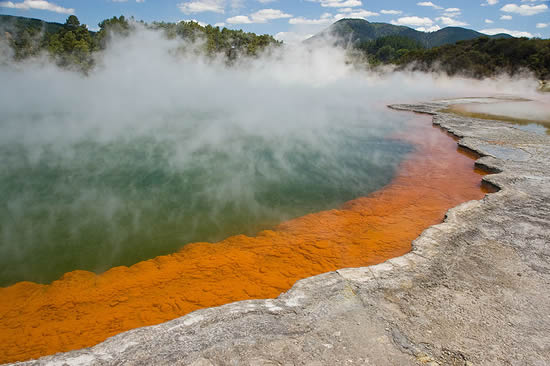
14,101,550,366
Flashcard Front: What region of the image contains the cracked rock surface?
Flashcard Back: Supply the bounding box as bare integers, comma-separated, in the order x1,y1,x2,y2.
16,102,550,366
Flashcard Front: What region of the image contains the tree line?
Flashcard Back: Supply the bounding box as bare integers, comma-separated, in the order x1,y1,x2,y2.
3,14,549,80
1,15,281,72
357,35,550,80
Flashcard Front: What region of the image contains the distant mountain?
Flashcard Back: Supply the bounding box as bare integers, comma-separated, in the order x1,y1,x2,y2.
0,14,66,35
306,18,513,48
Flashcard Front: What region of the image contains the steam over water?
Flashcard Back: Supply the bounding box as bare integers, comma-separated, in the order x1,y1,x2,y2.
0,28,541,286
0,116,410,285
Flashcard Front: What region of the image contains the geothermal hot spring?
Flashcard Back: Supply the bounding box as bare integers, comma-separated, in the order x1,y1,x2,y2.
0,30,543,363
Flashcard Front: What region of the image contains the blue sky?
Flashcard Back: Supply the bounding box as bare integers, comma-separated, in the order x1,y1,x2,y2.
1,0,549,42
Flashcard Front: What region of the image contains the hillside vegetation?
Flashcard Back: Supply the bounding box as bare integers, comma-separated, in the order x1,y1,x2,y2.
356,35,550,80
307,18,511,48
0,14,280,71
356,35,425,64
397,36,550,80
310,18,548,80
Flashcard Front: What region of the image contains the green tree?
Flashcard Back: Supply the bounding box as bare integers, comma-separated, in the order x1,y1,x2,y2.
376,45,395,63
65,15,80,28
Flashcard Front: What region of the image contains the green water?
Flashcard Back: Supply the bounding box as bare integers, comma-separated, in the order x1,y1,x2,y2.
0,118,412,286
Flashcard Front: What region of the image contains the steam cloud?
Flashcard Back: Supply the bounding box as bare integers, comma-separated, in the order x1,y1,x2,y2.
0,25,544,286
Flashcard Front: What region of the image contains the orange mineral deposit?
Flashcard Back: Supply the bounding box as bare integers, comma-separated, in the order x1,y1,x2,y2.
0,114,494,363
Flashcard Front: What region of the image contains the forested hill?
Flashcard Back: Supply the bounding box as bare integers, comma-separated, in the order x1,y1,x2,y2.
309,18,549,80
0,14,67,35
398,36,550,80
0,14,280,71
357,35,550,80
307,18,512,48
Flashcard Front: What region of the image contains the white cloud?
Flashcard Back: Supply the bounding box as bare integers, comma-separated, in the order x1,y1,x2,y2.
85,24,100,32
307,0,362,8
350,9,378,17
258,0,276,2
391,16,433,26
536,22,549,28
0,0,73,14
482,0,499,5
178,0,225,14
180,18,207,26
251,8,292,22
416,25,441,32
481,28,533,37
417,2,442,10
214,22,226,27
289,16,328,25
443,7,461,17
227,8,291,24
485,19,494,23
226,15,252,23
335,8,378,19
274,31,313,44
380,9,402,15
500,14,512,20
289,12,333,25
500,3,548,16
290,7,376,24
436,16,468,26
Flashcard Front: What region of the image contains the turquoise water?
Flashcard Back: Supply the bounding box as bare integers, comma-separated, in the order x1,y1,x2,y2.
0,115,412,286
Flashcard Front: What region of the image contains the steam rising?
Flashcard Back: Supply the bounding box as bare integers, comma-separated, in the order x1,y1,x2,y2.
0,26,543,286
